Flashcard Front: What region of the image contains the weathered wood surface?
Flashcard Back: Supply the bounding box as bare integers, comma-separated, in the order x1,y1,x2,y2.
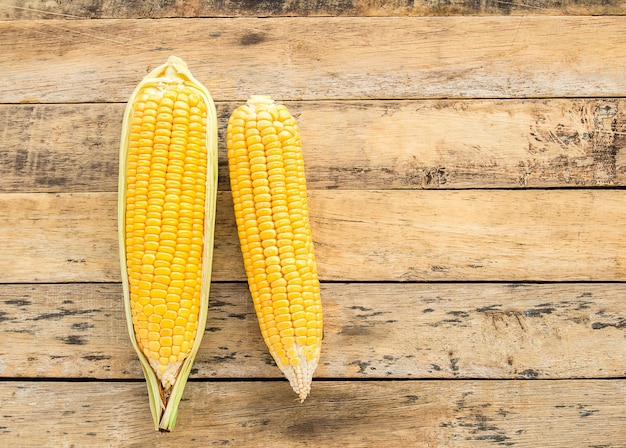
1,0,625,18
3,99,625,193
2,6,625,446
1,380,624,446
2,190,625,283
2,17,626,103
2,282,625,380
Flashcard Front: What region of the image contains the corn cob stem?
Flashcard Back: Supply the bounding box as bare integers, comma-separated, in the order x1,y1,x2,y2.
119,56,218,430
227,95,323,401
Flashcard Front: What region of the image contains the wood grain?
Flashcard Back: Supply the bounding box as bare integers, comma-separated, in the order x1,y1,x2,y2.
2,17,626,103
2,99,625,193
1,0,624,18
1,190,624,283
0,104,120,193
0,380,624,445
2,7,625,446
1,282,625,380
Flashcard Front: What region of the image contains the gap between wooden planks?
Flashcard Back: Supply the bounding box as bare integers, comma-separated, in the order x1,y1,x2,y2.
1,99,625,193
2,17,626,102
1,0,625,18
0,380,624,446
1,282,625,380
0,190,625,283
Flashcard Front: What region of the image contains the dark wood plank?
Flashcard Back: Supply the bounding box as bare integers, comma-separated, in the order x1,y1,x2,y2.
2,282,625,380
2,17,626,103
3,99,625,193
0,380,624,445
1,0,624,19
0,103,121,193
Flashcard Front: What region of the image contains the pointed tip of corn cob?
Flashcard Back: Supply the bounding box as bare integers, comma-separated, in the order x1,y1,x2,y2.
163,55,190,79
247,94,275,107
166,55,186,67
280,354,320,402
277,343,321,402
148,358,183,391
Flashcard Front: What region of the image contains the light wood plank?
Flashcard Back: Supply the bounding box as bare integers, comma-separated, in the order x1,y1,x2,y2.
1,0,625,18
2,190,625,283
0,380,624,445
312,189,626,282
2,282,625,380
0,193,119,283
2,17,626,103
3,99,626,193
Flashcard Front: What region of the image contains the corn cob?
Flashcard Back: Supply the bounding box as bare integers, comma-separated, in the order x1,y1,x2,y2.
227,95,323,401
118,56,218,431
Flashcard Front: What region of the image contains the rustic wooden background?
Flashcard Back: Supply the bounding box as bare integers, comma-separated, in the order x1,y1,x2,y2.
1,1,626,446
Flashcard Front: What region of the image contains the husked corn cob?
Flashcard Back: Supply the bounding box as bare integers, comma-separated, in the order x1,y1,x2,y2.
227,95,323,401
119,56,218,431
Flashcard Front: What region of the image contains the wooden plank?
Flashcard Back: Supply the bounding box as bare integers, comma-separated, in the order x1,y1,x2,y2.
312,189,626,282
0,103,121,193
2,190,625,283
1,0,624,19
0,380,624,445
2,17,626,103
0,193,119,283
2,282,625,380
3,99,626,193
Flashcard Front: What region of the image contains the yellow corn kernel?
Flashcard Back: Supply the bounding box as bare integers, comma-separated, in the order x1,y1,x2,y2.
227,95,323,402
127,83,207,381
119,56,218,431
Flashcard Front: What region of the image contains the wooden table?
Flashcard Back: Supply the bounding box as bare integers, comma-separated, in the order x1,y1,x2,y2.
1,1,626,446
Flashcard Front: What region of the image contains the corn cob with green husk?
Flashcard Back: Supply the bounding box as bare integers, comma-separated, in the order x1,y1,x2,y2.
118,56,218,431
227,96,323,401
